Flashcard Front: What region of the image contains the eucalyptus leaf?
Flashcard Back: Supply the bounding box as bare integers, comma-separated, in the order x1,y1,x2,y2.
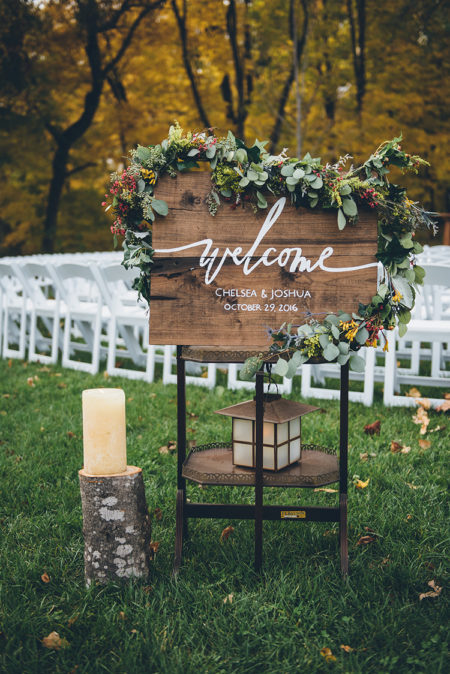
188,148,200,157
337,354,350,365
256,191,267,208
272,357,289,377
331,324,340,340
338,341,350,354
286,176,299,186
323,343,340,361
342,197,357,217
325,314,339,325
293,168,305,179
337,208,346,230
247,170,259,181
137,179,146,193
349,354,365,372
319,333,331,349
152,199,169,216
377,283,388,299
239,177,250,187
398,322,408,338
355,326,369,344
235,148,247,163
240,356,263,381
281,164,294,177
392,275,413,308
339,184,352,196
311,176,323,189
136,145,151,162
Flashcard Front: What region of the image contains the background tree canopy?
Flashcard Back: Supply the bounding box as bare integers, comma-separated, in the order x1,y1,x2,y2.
0,0,448,255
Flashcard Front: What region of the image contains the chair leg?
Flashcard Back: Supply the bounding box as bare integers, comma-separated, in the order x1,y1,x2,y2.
383,331,397,406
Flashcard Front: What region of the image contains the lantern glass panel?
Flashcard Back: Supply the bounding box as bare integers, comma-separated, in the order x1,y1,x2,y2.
234,418,253,442
278,443,289,469
263,422,274,444
263,446,274,470
290,437,301,461
278,421,289,445
290,417,300,437
234,442,253,467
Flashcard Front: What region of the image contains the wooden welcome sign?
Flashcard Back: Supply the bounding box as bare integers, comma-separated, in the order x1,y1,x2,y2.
149,173,378,347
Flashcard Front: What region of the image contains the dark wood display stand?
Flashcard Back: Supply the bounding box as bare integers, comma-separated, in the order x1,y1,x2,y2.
173,346,349,577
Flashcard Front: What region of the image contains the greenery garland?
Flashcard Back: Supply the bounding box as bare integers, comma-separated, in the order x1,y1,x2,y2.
104,123,437,375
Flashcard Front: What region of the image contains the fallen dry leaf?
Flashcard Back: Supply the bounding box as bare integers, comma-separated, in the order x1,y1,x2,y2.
119,611,126,620
223,593,234,604
7,359,12,368
103,371,109,379
406,514,412,520
67,615,78,627
220,525,235,542
356,535,376,546
27,377,35,387
314,487,338,493
154,508,162,521
149,541,160,558
41,572,50,583
360,452,369,461
67,431,75,439
340,645,354,653
444,392,450,400
390,441,411,454
168,440,176,451
406,482,420,490
57,382,67,389
436,400,450,413
419,579,442,600
127,397,134,402
354,478,370,489
412,406,430,435
130,628,138,634
364,420,381,435
419,439,431,450
2,394,10,399
42,631,69,650
406,387,421,398
417,398,431,410
429,425,446,433
320,647,337,663
158,446,169,455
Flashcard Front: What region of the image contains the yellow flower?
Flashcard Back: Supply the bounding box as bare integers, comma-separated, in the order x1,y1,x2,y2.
392,291,403,303
383,340,389,352
354,478,370,489
365,337,378,348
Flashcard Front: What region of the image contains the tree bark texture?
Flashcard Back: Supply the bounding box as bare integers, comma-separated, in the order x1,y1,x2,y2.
79,466,152,586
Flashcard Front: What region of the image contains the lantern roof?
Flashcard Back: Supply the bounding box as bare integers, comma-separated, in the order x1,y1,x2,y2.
215,395,319,423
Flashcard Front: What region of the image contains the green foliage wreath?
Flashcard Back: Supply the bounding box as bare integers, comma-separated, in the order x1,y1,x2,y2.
104,123,437,375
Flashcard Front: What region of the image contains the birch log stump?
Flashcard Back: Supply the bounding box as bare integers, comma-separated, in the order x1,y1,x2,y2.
79,466,152,586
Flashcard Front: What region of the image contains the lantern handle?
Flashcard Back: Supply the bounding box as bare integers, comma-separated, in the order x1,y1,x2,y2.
265,363,279,397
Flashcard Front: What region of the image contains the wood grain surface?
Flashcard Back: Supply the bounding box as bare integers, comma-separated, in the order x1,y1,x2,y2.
150,173,378,346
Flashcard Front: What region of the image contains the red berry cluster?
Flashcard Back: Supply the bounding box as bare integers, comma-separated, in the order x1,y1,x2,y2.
359,187,379,208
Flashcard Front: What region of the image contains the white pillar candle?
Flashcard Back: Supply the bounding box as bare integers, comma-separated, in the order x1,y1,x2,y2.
82,388,127,475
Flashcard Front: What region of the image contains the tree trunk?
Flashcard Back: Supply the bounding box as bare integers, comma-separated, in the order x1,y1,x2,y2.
79,466,152,586
42,143,70,253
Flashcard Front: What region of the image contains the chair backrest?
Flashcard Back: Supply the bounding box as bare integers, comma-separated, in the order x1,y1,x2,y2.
0,262,25,302
94,263,142,313
50,262,102,308
415,263,450,320
13,261,59,308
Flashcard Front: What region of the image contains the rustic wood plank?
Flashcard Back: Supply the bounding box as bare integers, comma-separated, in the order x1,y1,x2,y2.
149,173,378,346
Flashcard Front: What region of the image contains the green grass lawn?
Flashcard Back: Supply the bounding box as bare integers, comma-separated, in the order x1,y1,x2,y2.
0,358,448,673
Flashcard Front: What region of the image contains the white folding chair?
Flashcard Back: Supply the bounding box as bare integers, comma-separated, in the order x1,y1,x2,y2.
14,261,64,364
227,362,293,394
50,262,109,374
0,262,28,360
162,345,217,388
300,346,376,406
93,262,155,381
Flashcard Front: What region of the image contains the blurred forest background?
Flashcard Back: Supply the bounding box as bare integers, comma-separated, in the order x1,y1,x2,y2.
0,0,448,256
